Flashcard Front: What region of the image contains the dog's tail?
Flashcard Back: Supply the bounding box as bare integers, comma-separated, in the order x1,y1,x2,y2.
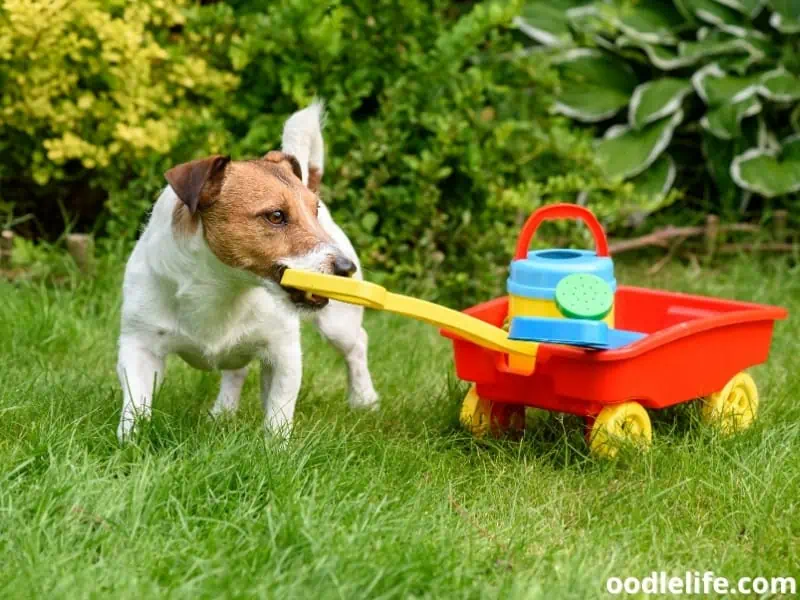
281,99,326,192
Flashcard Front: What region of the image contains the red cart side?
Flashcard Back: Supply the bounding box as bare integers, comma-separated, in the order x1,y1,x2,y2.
443,287,787,418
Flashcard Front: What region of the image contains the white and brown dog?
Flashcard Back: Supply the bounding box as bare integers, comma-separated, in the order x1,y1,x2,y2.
116,102,378,442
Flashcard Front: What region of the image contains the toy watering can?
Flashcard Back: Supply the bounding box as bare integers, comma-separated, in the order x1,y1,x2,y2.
506,204,616,369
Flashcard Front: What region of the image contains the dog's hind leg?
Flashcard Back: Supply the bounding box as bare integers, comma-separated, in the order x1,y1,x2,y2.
210,366,249,418
315,301,379,410
117,336,165,442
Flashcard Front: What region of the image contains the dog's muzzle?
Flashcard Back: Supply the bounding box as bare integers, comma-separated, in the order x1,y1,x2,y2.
276,254,356,309
275,265,328,309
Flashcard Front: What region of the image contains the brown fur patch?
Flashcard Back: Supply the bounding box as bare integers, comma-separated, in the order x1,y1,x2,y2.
308,166,322,194
198,160,332,283
263,151,303,182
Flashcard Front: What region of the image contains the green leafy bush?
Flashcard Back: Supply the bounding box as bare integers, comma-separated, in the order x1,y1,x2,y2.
1,0,645,301
0,0,237,235
516,0,800,217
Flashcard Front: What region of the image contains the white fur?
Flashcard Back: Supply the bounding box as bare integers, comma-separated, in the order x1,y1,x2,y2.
280,243,339,272
281,100,325,185
116,104,378,442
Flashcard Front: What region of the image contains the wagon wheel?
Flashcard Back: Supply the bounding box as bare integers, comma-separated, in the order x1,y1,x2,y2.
589,402,652,458
460,386,525,438
701,372,758,436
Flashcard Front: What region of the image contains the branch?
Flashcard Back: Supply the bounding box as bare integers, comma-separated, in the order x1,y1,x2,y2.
609,223,760,254
648,235,689,275
0,230,13,269
716,243,797,254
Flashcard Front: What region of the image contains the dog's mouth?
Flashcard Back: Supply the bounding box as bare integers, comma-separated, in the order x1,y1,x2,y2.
284,287,329,309
275,266,330,309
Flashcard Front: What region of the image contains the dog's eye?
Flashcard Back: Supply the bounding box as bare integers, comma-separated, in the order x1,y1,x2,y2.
264,210,286,226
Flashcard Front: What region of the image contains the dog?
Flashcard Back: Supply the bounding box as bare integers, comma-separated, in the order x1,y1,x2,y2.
116,101,378,442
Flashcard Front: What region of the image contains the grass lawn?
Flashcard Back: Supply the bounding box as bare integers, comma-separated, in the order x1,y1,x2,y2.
1,255,798,598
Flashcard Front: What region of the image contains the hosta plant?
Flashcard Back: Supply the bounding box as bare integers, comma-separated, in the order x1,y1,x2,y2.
515,0,800,216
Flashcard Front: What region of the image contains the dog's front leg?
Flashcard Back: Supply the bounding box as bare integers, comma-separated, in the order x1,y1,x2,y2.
261,325,302,436
315,302,379,410
117,335,165,442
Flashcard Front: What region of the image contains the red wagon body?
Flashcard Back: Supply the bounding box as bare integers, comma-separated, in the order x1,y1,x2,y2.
443,286,787,417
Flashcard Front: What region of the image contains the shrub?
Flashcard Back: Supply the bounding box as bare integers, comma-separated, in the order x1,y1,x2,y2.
515,0,800,219
0,0,237,235
1,0,648,302
116,0,656,301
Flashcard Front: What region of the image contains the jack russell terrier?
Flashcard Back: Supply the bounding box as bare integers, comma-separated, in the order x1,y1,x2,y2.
116,102,378,442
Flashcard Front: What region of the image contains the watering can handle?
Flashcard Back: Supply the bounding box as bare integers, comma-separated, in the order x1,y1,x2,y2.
514,203,610,260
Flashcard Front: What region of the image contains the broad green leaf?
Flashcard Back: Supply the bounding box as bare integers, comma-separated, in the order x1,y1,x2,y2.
629,78,693,129
731,134,800,197
595,34,653,65
692,63,763,106
566,4,607,35
759,68,800,101
702,26,771,45
703,131,743,207
693,63,767,141
696,25,712,39
596,110,683,178
629,153,677,200
614,2,686,45
677,0,749,36
624,155,680,225
616,33,765,70
702,95,762,139
747,116,780,150
769,0,800,33
673,0,699,21
702,119,762,211
616,36,699,69
679,29,769,68
679,38,748,61
515,0,595,46
717,53,760,74
714,0,765,18
553,49,638,122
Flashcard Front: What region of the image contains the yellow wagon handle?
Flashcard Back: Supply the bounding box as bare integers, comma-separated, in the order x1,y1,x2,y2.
281,269,539,360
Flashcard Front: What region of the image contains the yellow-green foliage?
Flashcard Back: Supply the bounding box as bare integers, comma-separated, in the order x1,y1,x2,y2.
0,0,642,302
0,0,237,185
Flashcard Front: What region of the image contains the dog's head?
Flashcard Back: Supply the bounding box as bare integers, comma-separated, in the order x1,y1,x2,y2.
164,151,352,310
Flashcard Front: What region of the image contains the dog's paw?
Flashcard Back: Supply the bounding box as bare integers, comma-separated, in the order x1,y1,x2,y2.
116,417,139,444
209,404,238,420
349,388,380,411
263,419,293,450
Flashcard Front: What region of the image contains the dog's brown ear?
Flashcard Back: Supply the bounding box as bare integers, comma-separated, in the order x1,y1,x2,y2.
165,155,230,214
263,151,303,181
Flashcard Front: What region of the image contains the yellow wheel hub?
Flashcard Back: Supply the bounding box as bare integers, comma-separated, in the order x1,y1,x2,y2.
460,386,492,437
460,386,524,438
590,402,652,458
702,372,758,436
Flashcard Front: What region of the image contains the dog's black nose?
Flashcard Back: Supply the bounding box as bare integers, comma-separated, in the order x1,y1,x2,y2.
333,255,357,277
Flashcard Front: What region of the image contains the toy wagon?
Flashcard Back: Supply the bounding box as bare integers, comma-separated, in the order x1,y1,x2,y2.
442,205,788,456
281,204,787,457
